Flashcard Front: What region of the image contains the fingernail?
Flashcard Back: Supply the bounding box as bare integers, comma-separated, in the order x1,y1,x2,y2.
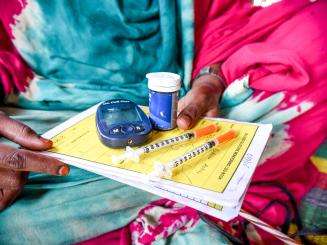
179,115,191,129
39,136,53,146
58,165,70,176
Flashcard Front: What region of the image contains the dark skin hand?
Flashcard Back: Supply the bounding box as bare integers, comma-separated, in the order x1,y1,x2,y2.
177,74,225,130
0,112,69,211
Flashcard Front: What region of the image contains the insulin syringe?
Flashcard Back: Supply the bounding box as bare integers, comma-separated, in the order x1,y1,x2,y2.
149,130,238,179
111,124,220,164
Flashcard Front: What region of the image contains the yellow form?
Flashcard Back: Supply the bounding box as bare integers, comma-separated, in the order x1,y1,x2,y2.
50,114,258,193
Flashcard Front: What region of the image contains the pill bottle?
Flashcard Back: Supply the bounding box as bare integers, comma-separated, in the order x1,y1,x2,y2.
146,72,181,130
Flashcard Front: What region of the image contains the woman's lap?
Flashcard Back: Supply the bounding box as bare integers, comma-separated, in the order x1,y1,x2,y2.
0,102,325,243
0,107,229,244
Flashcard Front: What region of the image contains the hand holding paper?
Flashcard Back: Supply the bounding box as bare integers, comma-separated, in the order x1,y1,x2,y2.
42,104,272,221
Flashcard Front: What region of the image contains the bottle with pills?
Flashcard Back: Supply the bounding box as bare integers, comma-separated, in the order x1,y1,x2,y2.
146,72,181,131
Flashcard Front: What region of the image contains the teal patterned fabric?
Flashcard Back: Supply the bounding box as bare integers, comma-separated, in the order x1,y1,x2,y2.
7,0,194,110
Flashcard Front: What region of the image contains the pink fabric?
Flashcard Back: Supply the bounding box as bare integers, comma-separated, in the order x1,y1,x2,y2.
129,199,199,244
194,0,327,227
0,0,32,94
77,226,131,245
79,199,200,245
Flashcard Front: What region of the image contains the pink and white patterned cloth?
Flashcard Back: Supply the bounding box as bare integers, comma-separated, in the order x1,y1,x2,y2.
1,0,326,244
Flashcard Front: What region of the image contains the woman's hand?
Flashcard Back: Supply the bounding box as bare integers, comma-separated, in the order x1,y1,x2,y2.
0,112,69,211
177,75,225,129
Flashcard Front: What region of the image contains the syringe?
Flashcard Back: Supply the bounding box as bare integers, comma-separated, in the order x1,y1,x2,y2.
149,130,238,179
111,124,220,164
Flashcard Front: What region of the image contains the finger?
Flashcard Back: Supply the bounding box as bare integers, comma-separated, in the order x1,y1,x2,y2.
177,103,205,130
0,188,21,211
177,97,187,115
0,145,69,176
0,169,27,189
205,107,219,118
0,112,52,150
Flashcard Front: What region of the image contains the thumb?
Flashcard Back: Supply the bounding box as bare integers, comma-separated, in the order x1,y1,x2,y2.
177,103,206,130
0,113,52,150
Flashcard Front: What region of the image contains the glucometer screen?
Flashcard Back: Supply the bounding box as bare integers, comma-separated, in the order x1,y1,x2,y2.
104,108,140,125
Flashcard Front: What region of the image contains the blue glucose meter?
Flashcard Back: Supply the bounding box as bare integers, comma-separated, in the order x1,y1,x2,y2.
96,99,152,148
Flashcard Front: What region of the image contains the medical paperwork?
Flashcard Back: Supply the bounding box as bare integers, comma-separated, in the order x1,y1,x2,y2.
42,104,272,221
